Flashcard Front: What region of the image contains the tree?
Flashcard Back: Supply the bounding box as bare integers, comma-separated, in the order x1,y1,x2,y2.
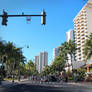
59,42,68,62
41,65,51,76
57,40,76,72
67,40,76,69
0,40,6,61
51,55,66,74
84,33,92,60
4,42,26,81
25,60,38,76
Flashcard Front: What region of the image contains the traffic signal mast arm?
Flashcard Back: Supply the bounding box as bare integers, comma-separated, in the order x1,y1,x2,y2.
0,14,46,17
0,10,46,26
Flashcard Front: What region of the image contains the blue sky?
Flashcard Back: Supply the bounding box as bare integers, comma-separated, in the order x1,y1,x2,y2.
0,0,87,64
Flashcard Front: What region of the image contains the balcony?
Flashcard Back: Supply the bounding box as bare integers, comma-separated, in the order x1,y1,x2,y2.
81,35,85,40
81,40,85,43
76,27,80,30
81,16,86,20
76,21,80,24
77,33,80,36
81,30,85,33
80,19,87,23
77,40,80,43
77,45,81,49
77,43,81,46
77,30,80,33
77,36,80,39
81,33,85,36
81,12,86,16
76,24,80,27
80,26,84,29
75,34,77,37
77,38,81,41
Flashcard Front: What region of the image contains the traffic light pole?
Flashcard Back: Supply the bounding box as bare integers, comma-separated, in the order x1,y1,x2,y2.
0,14,45,17
0,10,46,26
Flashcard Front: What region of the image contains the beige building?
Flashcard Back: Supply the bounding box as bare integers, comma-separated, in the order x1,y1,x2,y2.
73,0,92,62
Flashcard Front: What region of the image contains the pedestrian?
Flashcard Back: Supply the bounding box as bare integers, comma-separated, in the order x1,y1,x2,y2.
65,74,68,82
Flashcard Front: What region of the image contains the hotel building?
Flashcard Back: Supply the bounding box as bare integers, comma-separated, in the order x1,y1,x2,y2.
73,0,92,62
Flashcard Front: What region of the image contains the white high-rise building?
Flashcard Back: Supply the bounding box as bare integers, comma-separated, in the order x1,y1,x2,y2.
53,47,60,60
66,30,74,42
73,0,92,62
34,51,48,73
65,30,74,71
34,56,39,71
66,30,74,64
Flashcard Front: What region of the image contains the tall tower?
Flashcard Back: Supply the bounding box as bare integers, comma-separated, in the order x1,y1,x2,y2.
39,52,48,73
66,30,74,64
73,0,92,62
34,56,39,71
35,51,48,73
53,47,60,61
66,30,74,42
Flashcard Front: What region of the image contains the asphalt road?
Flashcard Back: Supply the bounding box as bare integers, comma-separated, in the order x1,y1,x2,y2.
0,81,92,92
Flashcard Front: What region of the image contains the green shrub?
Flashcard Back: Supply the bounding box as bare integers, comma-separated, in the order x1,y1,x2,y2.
77,68,86,81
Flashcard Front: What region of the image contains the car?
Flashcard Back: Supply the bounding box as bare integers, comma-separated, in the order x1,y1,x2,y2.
48,76,57,82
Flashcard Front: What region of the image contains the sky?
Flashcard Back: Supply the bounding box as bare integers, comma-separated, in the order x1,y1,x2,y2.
0,0,87,65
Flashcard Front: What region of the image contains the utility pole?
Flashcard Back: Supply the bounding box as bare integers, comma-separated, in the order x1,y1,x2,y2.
0,10,46,26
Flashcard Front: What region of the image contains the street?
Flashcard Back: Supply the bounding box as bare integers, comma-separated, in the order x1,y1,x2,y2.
0,80,92,92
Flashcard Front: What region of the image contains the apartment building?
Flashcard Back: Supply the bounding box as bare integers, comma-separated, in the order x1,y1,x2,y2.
66,29,74,42
65,30,74,71
66,29,74,64
53,46,61,60
73,0,92,62
34,51,48,73
34,56,39,71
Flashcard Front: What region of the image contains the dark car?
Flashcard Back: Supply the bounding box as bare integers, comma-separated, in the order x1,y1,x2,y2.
48,76,57,82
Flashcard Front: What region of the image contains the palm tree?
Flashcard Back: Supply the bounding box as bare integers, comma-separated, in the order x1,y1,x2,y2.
67,40,76,69
59,40,76,70
51,55,66,75
84,33,92,60
0,40,6,61
25,60,38,76
60,42,68,61
5,42,25,81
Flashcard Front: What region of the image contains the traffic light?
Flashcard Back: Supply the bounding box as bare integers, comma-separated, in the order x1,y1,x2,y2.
2,10,8,26
41,10,46,25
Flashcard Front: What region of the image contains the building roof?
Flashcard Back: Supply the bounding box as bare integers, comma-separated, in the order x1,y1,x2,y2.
72,61,85,69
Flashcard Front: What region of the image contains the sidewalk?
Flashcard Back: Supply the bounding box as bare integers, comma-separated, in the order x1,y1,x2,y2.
0,79,28,87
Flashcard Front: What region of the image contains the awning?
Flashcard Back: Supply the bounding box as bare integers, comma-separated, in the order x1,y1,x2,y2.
72,61,85,69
